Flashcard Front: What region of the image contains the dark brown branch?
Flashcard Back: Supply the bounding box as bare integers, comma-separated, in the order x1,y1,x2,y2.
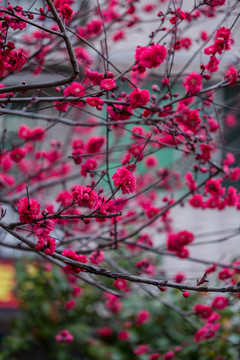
0,221,240,294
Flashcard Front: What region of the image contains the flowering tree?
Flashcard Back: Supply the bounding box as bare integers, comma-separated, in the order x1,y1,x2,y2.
1,0,240,357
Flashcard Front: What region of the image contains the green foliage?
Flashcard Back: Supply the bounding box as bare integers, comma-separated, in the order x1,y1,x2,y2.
1,261,240,360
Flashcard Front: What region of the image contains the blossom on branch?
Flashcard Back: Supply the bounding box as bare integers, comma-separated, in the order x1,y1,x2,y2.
72,185,99,209
135,43,167,69
128,88,150,109
18,197,41,224
112,167,136,194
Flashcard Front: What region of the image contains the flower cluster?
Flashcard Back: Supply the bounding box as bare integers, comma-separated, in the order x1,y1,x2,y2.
18,197,41,224
204,26,232,55
34,219,55,238
10,148,26,163
35,236,56,255
86,97,104,110
59,3,73,21
135,43,167,70
72,185,98,209
205,55,220,73
112,167,136,194
77,19,103,39
0,48,27,78
104,292,122,313
18,124,46,141
176,106,201,133
194,304,213,319
81,158,98,177
167,230,194,258
100,78,116,90
136,310,150,326
128,88,150,109
55,329,74,344
89,250,105,265
183,72,202,94
62,249,88,274
55,82,85,111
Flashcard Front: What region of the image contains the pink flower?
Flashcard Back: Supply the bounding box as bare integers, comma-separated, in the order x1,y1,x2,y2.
205,264,217,274
18,197,41,224
129,88,150,109
72,286,82,297
97,327,113,337
64,82,85,106
205,56,220,73
60,4,73,21
86,19,102,36
145,155,158,168
194,304,213,319
199,144,211,162
72,185,98,209
194,322,220,342
223,153,235,166
136,258,156,276
100,78,116,90
149,354,161,360
204,26,232,55
185,172,197,191
208,117,219,132
86,136,105,154
211,0,226,5
167,231,194,258
104,292,122,313
163,351,175,360
75,47,92,66
174,273,186,283
55,329,74,344
87,70,104,84
4,11,27,31
218,267,234,280
212,296,228,310
112,167,136,194
86,97,104,109
143,3,155,12
65,299,76,310
205,178,225,197
34,219,55,238
56,190,73,207
189,194,204,208
81,159,97,177
54,101,69,112
72,138,85,150
225,66,238,83
113,279,129,292
35,236,56,255
112,30,125,41
121,153,131,166
72,148,83,165
135,43,167,69
136,310,150,325
31,126,46,141
134,344,149,355
225,114,237,128
183,72,202,94
181,37,192,49
18,124,31,140
230,168,240,181
118,330,130,341
62,248,88,274
89,251,105,265
176,107,201,133
10,148,26,163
